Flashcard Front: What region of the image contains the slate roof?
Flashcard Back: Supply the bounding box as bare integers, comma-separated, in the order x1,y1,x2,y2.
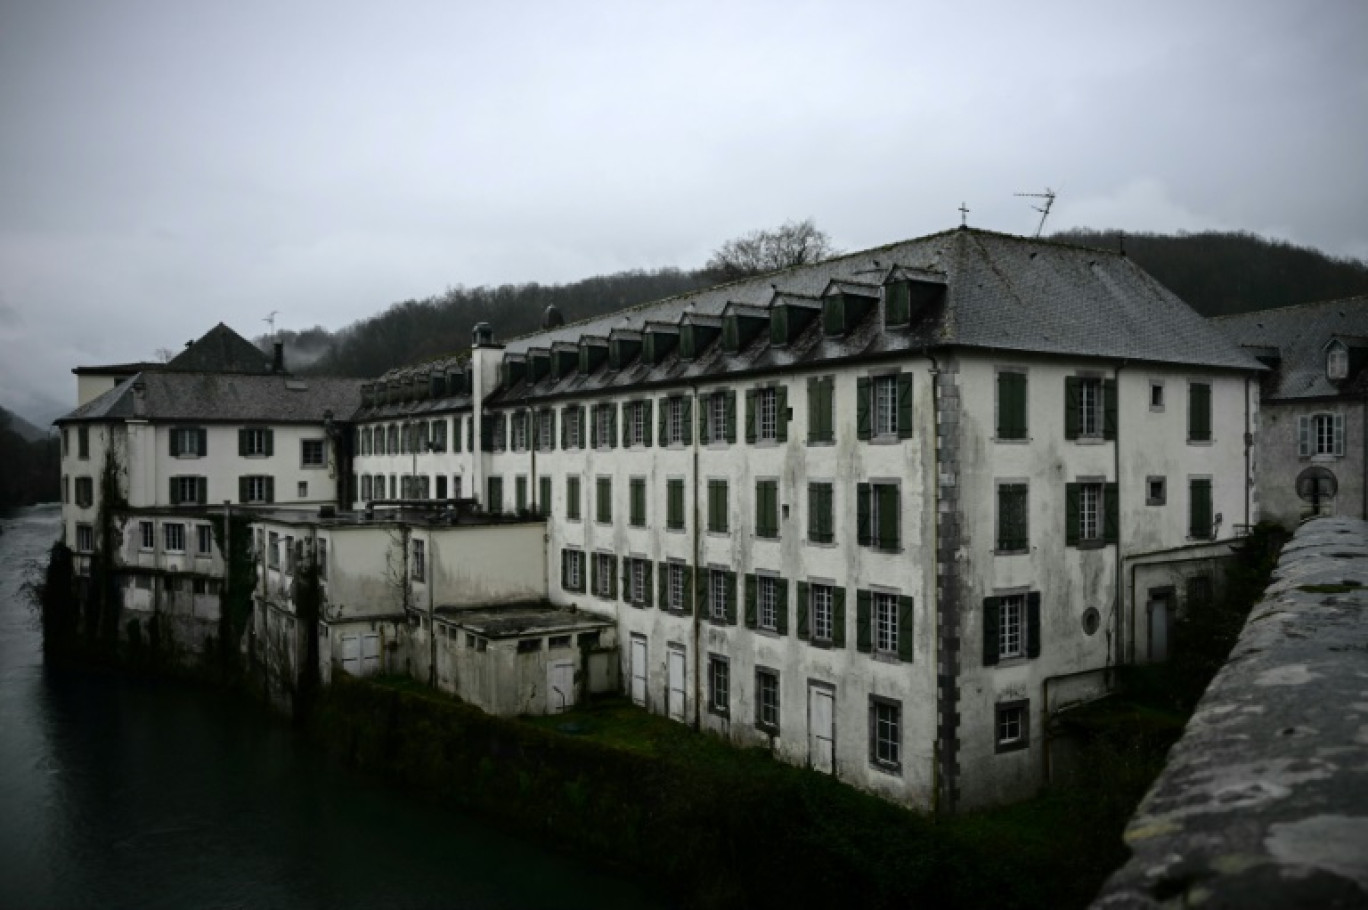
481,227,1260,408
56,371,363,424
1212,295,1368,400
165,323,274,374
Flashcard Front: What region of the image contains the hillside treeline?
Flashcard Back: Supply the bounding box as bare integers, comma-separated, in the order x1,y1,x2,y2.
1050,228,1368,317
0,407,59,508
272,228,1368,379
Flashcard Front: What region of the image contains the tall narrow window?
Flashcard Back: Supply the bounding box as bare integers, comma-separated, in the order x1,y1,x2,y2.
996,483,1029,552
808,482,834,544
996,370,1027,440
596,477,612,524
566,476,581,521
756,669,780,732
1188,382,1212,443
629,478,646,527
707,480,728,533
1189,478,1213,540
870,698,901,772
755,479,779,539
807,376,835,444
667,479,685,530
857,482,900,550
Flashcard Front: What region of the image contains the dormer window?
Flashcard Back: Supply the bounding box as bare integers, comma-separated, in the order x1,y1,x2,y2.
1327,341,1348,381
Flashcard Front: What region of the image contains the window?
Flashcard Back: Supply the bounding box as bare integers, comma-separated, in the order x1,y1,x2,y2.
1189,477,1214,540
164,523,185,552
593,553,615,598
596,477,612,523
75,524,93,552
431,419,447,453
512,412,529,451
301,439,325,467
858,373,912,440
452,475,461,499
870,697,901,772
996,483,1028,552
74,477,93,508
561,548,584,592
1299,413,1345,457
435,475,448,500
361,475,374,501
627,557,651,606
1150,382,1165,411
1065,376,1114,440
746,386,787,443
809,584,836,643
239,427,273,457
667,562,687,612
539,476,551,517
240,475,274,504
538,410,554,452
709,569,734,623
594,404,615,449
629,477,646,527
412,539,426,581
873,593,897,654
664,396,691,445
298,480,308,498
169,475,207,506
996,370,1028,440
707,479,728,533
807,376,835,444
995,700,1030,753
1147,476,1167,506
1188,382,1212,443
491,414,507,452
1066,481,1117,547
515,476,528,512
808,482,834,544
387,425,399,455
563,405,583,450
170,426,206,457
983,592,1041,665
756,668,780,732
857,590,913,659
666,478,685,530
487,476,503,512
708,656,729,716
1327,341,1349,380
857,482,900,550
77,426,89,459
757,575,781,631
139,521,154,550
627,400,651,446
567,476,582,521
196,524,213,555
267,532,279,568
702,390,735,444
755,479,779,539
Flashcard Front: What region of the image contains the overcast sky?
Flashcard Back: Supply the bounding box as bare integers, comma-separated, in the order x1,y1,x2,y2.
2,0,1365,425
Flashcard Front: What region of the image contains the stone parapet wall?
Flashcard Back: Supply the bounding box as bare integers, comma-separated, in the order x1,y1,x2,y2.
1095,518,1368,907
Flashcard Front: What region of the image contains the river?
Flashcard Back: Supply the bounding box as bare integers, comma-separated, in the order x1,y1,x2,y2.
0,504,660,909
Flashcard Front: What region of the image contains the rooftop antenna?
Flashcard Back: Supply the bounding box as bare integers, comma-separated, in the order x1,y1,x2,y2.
264,310,279,339
1014,188,1057,237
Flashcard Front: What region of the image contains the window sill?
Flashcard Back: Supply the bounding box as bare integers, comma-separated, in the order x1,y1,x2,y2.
807,638,834,650
1307,454,1343,462
995,547,1029,556
667,525,685,533
707,706,730,719
173,454,204,460
994,436,1031,444
806,439,835,447
867,435,904,446
870,760,903,777
807,538,837,548
871,651,903,665
1186,439,1214,446
300,464,326,471
754,627,782,639
1072,436,1106,445
1076,539,1108,551
995,738,1029,755
1146,499,1166,507
707,530,730,537
750,438,780,448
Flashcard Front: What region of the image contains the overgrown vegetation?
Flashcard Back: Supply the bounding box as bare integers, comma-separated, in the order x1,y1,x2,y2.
210,512,256,682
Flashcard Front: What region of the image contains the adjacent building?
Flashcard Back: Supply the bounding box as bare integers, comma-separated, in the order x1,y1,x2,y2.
1213,296,1368,526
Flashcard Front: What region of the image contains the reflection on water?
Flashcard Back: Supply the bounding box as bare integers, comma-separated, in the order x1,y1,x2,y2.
0,505,658,910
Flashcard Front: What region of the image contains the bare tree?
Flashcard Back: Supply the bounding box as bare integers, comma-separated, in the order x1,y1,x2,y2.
704,218,837,282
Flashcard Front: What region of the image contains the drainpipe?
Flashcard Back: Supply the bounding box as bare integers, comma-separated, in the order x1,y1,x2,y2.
1245,376,1255,530
1111,360,1126,675
691,383,702,730
428,524,436,688
922,346,942,816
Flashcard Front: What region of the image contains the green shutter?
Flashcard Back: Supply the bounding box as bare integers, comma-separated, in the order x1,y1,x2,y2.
823,296,843,335
857,483,871,546
609,557,618,599
796,582,809,639
832,588,846,648
1104,483,1119,543
818,485,833,543
265,477,274,503
590,407,599,448
1190,384,1212,442
856,589,872,653
1103,379,1118,441
591,554,599,595
1064,377,1081,440
726,571,738,625
886,280,911,326
745,389,757,443
658,561,669,609
771,306,788,345
998,372,1027,439
685,564,695,614
776,579,789,635
699,395,710,442
196,478,207,505
169,430,181,457
644,561,654,608
1190,478,1213,538
898,596,915,661
725,390,736,443
745,574,757,629
561,550,570,590
239,476,248,502
1066,483,1080,547
621,559,631,604
776,384,789,442
540,477,551,517
807,377,819,445
169,477,179,504
609,404,618,448
264,430,274,456
983,598,1001,666
857,377,871,440
896,372,913,439
878,485,900,549
658,397,669,444
1027,592,1042,659
681,396,692,445
822,378,834,441
238,429,248,456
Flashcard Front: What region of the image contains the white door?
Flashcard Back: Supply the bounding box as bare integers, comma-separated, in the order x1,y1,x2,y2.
630,636,648,706
808,684,835,774
361,633,381,675
548,659,576,714
1149,599,1170,663
341,635,360,675
667,646,686,721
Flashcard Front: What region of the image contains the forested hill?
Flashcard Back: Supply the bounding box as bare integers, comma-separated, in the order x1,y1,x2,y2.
1049,229,1368,317
280,228,1368,379
0,407,59,508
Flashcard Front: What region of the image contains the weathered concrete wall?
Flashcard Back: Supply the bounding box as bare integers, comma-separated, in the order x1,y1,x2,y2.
1257,400,1366,528
1095,517,1368,908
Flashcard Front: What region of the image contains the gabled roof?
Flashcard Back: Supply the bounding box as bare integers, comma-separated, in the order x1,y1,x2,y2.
485,227,1260,406
56,371,363,424
165,323,274,374
1212,295,1368,400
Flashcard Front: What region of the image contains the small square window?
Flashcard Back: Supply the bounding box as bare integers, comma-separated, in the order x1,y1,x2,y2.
1147,476,1167,506
1149,382,1164,411
995,700,1030,753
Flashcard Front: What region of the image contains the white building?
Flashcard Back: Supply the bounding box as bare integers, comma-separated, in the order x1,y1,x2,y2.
349,227,1263,811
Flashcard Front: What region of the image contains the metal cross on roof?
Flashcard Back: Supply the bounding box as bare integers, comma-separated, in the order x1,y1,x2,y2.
959,202,969,226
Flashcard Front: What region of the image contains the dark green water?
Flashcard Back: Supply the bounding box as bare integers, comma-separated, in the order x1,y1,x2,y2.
0,504,660,909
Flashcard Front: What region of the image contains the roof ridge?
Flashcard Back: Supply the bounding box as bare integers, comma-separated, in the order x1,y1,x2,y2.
1211,294,1368,321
